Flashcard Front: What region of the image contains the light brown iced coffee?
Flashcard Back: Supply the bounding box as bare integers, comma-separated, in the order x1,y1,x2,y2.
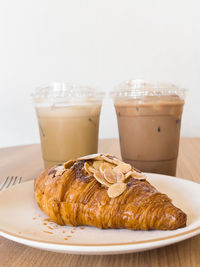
113,80,186,176
33,83,103,168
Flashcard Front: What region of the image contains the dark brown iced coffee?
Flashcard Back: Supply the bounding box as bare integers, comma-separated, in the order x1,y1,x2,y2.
113,80,186,176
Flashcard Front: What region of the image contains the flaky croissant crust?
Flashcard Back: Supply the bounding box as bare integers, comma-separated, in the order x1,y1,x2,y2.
34,160,187,230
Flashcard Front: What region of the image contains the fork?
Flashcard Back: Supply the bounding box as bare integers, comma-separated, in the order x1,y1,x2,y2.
0,176,22,192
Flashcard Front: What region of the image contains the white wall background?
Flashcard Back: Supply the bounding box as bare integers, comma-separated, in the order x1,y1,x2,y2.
0,0,200,147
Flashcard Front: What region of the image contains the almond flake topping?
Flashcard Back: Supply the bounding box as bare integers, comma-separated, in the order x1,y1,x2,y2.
76,153,146,198
103,168,117,184
124,171,133,179
115,171,125,183
64,160,76,169
107,182,127,198
54,165,64,171
93,170,111,187
77,153,103,160
113,163,132,174
112,158,124,165
54,165,65,176
88,165,97,173
99,162,114,173
131,171,147,179
93,160,104,170
84,162,93,176
101,155,117,164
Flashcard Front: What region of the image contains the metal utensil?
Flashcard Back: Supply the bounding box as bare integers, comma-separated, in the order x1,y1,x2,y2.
0,176,22,191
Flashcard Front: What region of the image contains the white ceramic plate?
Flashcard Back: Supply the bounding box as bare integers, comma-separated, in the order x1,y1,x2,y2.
0,174,200,255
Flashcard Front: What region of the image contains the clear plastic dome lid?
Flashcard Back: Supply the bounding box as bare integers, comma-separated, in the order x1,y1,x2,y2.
112,79,186,100
32,82,105,105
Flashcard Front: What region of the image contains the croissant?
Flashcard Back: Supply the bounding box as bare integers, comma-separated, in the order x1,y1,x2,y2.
34,153,187,230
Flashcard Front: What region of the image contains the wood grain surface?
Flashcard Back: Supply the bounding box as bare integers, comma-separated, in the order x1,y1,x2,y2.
0,138,200,267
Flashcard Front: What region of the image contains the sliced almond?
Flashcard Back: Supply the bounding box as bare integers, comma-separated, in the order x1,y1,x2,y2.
133,167,142,173
55,170,65,176
77,153,102,160
107,182,126,198
131,171,147,179
99,162,114,173
103,168,117,184
64,160,76,169
54,165,64,171
115,171,125,183
102,153,117,160
54,166,65,176
124,171,134,179
101,155,117,164
93,170,111,187
84,162,93,176
113,163,132,174
103,154,124,165
88,165,97,174
93,160,104,170
112,158,124,165
104,153,114,157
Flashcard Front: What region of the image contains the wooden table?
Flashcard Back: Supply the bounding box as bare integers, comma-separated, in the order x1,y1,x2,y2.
0,138,200,267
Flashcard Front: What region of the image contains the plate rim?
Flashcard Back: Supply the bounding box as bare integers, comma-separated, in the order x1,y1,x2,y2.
1,225,200,247
0,174,200,251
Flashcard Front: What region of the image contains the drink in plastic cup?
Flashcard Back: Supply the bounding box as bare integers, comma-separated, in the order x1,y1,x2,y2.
32,82,104,168
112,80,186,176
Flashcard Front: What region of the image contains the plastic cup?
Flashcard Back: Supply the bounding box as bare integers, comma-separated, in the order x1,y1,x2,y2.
32,82,104,168
112,80,186,176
